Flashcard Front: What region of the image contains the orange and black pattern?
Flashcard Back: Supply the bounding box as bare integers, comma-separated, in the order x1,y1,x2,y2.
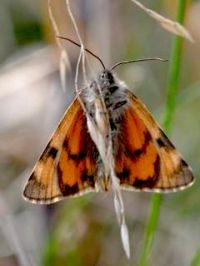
23,70,194,204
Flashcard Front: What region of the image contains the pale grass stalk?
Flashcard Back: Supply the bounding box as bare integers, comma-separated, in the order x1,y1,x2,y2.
63,0,131,258
48,0,69,90
130,0,193,42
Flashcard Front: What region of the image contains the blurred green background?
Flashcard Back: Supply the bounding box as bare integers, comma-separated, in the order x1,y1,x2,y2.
0,0,200,265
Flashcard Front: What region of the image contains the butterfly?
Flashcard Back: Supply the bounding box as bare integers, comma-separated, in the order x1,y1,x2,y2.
23,69,194,204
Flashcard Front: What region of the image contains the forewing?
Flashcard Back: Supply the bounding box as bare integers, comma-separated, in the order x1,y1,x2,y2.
115,91,194,192
23,98,97,204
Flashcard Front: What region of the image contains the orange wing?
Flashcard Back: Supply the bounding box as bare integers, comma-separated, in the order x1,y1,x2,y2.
23,98,98,204
115,91,194,192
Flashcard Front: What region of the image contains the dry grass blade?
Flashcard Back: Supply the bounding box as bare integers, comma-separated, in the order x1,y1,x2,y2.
48,0,70,90
59,50,69,90
130,0,194,42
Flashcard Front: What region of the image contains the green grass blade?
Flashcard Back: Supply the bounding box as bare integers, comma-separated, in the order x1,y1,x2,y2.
191,249,200,266
163,0,187,134
138,1,188,265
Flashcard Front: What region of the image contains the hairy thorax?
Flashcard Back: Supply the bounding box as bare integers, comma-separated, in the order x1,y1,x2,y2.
80,70,130,137
79,70,130,189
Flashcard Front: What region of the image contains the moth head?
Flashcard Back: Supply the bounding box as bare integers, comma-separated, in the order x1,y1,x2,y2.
97,70,115,88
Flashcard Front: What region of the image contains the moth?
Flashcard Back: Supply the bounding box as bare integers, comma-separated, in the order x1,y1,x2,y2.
23,68,194,204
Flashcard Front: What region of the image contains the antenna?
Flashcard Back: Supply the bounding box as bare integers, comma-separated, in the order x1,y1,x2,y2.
111,57,168,70
57,36,106,70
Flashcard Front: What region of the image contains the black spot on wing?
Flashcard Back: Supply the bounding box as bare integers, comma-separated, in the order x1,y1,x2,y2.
180,158,189,168
177,159,194,187
57,164,95,196
61,183,80,196
125,131,151,160
117,168,130,184
57,164,79,196
81,172,95,188
133,155,160,189
46,146,58,159
63,138,86,161
156,130,175,149
117,155,160,189
133,176,156,189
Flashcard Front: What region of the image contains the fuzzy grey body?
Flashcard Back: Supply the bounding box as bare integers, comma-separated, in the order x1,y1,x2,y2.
80,70,129,131
79,70,129,189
